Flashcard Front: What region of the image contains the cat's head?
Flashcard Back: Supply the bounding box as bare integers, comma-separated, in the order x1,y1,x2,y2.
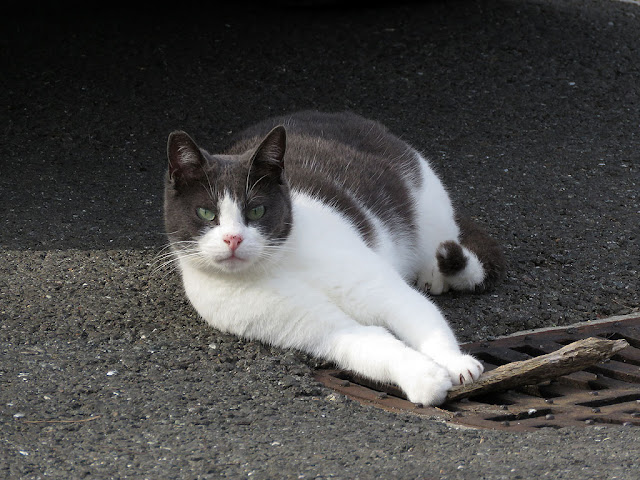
164,126,292,275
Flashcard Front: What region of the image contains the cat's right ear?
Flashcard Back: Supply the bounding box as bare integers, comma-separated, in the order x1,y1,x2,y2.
167,131,205,186
249,125,287,185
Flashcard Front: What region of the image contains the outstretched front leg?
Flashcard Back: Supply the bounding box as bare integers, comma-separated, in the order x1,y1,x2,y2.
319,323,455,405
385,292,484,387
217,276,458,406
327,264,484,387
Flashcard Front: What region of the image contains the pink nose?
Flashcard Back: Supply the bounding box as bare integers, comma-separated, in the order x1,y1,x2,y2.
223,234,243,252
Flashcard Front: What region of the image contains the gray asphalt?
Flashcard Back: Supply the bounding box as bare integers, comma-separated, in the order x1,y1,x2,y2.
1,0,639,478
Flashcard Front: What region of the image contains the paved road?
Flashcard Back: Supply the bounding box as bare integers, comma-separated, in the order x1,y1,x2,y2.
1,0,639,478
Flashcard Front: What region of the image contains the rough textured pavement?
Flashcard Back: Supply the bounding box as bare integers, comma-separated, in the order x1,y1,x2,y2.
1,0,639,478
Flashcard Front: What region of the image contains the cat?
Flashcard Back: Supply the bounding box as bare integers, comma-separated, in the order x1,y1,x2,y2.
164,110,505,406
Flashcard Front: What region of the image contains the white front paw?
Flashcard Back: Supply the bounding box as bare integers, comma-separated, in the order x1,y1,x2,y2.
442,354,484,386
397,360,453,406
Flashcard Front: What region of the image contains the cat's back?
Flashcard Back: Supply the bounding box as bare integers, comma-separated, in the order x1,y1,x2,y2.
229,111,418,173
227,111,423,246
230,111,409,160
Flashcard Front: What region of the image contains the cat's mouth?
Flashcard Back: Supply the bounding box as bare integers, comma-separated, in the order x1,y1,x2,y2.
216,253,249,271
220,254,245,263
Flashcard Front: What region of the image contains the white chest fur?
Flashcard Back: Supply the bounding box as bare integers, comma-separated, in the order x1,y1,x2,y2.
178,190,484,406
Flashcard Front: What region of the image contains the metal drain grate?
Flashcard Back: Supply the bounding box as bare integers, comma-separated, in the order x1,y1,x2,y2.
314,314,640,431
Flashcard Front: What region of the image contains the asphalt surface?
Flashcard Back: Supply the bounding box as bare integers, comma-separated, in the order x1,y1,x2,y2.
1,0,639,478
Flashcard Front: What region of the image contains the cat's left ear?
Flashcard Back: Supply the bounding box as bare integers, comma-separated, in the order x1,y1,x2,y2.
167,130,206,186
249,125,287,184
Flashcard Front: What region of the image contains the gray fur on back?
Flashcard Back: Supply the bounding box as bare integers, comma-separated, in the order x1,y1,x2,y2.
226,111,422,247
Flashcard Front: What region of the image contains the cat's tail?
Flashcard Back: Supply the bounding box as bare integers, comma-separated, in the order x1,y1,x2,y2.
436,215,506,293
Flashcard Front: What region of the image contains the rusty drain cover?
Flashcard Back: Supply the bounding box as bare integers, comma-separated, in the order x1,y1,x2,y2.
314,314,640,431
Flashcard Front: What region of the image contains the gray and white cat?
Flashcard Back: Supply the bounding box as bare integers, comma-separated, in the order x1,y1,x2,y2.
164,111,504,406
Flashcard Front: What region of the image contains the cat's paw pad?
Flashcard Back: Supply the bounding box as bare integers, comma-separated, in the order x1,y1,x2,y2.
444,354,484,386
398,361,453,406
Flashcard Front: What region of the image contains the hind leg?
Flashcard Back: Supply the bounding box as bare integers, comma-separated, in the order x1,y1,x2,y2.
416,262,450,295
410,155,503,294
416,244,484,294
415,240,487,294
419,217,506,295
435,240,486,292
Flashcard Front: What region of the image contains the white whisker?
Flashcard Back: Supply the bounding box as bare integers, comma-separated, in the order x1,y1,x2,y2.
150,240,203,278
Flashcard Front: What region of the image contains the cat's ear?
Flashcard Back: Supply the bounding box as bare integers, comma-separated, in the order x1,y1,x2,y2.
167,130,205,185
249,125,287,184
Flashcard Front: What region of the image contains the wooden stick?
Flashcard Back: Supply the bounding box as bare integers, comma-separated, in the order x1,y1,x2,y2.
445,337,629,403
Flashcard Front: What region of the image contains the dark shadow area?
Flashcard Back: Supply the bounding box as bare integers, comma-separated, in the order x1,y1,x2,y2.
3,0,638,252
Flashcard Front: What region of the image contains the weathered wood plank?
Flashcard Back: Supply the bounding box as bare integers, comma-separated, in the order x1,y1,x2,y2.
445,337,629,403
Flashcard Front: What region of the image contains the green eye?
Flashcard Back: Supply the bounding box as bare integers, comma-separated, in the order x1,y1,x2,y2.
247,205,265,221
196,207,216,221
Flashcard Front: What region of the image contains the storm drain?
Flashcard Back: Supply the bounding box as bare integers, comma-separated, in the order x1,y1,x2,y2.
314,314,640,431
